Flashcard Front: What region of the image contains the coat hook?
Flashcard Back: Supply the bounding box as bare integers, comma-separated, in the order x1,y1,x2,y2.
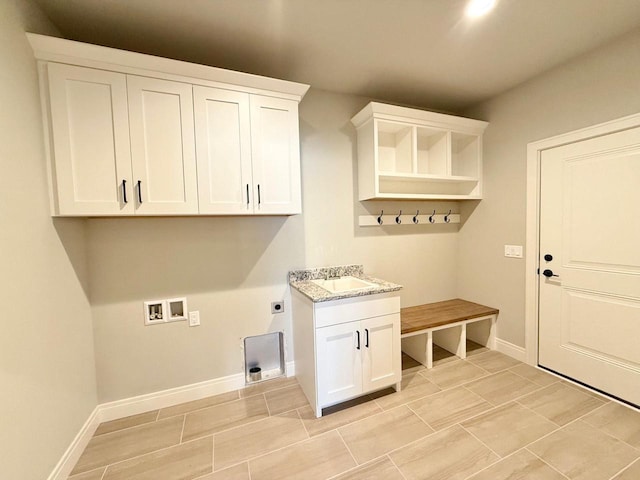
377,210,384,225
412,210,419,224
444,210,452,223
395,210,402,224
429,209,436,224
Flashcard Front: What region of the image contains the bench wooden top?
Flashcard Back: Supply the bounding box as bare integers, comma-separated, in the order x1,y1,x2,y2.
401,298,499,335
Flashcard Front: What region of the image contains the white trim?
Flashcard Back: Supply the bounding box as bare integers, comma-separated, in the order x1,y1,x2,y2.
48,362,296,478
26,33,310,101
495,338,527,362
525,111,640,366
46,407,101,480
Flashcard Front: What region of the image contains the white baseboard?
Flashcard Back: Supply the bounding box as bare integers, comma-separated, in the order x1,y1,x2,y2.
49,361,297,478
47,406,101,480
495,338,527,362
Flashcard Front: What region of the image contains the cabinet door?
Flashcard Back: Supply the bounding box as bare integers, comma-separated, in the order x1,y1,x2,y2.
361,313,401,394
47,63,133,215
127,76,198,214
316,322,362,407
249,95,301,214
194,87,253,214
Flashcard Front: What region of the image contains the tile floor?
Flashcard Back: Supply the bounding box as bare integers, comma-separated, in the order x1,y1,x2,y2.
69,346,640,480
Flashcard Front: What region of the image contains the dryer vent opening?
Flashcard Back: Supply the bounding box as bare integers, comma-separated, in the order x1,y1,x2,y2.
244,332,285,384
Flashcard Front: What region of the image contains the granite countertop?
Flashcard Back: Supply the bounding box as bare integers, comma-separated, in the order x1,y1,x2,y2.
289,264,402,303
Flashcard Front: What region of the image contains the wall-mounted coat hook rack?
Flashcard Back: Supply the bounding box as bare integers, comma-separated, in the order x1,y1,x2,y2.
359,211,460,227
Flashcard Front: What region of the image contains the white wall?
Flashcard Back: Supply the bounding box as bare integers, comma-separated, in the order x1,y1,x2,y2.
0,1,98,479
89,88,460,402
458,29,640,348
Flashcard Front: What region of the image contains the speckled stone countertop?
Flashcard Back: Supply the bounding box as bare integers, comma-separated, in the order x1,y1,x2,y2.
289,264,402,303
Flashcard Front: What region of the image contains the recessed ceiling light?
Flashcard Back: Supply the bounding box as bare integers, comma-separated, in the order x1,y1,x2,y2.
465,0,497,18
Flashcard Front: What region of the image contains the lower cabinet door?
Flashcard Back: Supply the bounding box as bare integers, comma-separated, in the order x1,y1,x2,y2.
316,321,362,407
361,313,401,393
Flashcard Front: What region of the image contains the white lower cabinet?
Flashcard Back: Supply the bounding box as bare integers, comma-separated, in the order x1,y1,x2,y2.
292,290,401,417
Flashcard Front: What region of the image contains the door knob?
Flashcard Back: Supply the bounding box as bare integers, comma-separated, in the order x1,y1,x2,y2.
544,254,553,261
542,269,559,278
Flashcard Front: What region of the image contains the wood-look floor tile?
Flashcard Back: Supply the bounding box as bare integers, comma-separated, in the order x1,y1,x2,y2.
529,420,640,480
465,340,489,357
264,384,309,415
373,374,441,410
613,459,640,480
238,376,298,398
465,371,540,406
182,395,268,441
299,397,382,437
158,391,239,419
402,353,423,371
102,436,212,480
71,416,184,475
462,402,557,457
467,449,565,480
195,463,249,480
338,405,434,464
68,467,107,480
432,345,460,367
517,382,605,426
466,351,522,373
213,410,307,470
95,411,158,436
582,402,640,449
419,360,488,389
389,424,499,480
332,456,405,480
408,386,493,431
249,430,355,480
509,364,559,387
562,380,610,401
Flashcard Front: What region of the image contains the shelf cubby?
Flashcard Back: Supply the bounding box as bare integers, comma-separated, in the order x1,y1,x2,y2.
352,102,488,200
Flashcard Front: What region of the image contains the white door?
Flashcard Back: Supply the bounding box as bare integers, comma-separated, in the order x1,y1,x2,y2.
194,87,253,214
539,127,640,406
249,95,301,214
316,322,362,407
361,314,401,393
127,75,198,215
47,63,133,215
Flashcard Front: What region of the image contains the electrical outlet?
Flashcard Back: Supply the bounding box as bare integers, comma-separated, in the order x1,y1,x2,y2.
271,301,284,314
189,311,200,327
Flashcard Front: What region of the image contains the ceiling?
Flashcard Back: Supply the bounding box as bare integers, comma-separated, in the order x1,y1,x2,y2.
33,0,640,112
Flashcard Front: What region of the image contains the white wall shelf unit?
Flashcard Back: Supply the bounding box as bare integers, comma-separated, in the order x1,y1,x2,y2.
351,102,488,200
27,33,309,217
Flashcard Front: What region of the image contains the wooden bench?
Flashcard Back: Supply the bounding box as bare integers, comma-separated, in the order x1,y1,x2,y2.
401,299,499,369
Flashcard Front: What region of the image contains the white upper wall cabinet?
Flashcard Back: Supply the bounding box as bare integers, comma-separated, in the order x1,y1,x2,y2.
47,63,134,215
128,76,198,215
249,95,302,214
351,102,488,200
28,33,309,216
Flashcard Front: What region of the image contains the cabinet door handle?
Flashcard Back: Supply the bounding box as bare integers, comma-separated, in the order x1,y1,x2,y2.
137,180,143,204
365,328,369,348
122,179,128,204
246,184,250,206
257,184,261,205
356,330,360,350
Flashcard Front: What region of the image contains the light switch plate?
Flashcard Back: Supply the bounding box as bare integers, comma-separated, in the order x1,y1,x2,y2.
189,311,200,327
504,244,523,258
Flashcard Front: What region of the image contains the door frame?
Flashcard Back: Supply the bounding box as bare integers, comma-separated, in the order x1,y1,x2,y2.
525,112,640,365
